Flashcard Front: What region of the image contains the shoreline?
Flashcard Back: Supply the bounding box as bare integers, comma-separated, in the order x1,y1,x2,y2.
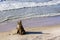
0,25,60,40
0,23,60,33
0,16,60,32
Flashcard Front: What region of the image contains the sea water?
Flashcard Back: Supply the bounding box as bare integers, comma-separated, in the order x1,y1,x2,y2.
0,0,60,32
0,0,60,23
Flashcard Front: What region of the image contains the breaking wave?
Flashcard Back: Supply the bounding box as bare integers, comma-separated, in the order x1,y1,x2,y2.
0,12,60,23
0,0,60,23
0,0,60,11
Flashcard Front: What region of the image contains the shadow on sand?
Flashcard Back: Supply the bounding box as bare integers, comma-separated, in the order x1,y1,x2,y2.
26,31,43,34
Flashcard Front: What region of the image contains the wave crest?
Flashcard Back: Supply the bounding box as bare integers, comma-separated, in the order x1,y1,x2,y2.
0,0,60,11
0,13,60,23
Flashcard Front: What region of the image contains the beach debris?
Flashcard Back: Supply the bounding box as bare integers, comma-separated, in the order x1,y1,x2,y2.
16,20,26,35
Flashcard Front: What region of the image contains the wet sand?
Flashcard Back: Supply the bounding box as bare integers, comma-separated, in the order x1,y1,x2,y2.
0,16,60,40
0,16,60,32
0,25,60,40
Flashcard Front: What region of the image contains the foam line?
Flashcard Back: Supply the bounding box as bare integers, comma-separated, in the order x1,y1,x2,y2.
0,0,60,11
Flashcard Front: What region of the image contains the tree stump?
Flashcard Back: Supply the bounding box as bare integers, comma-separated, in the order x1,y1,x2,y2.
16,20,26,35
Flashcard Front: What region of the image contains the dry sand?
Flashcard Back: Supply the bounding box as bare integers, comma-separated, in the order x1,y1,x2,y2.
0,25,60,40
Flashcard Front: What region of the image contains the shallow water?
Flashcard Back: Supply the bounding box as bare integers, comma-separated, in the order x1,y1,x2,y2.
0,0,60,32
0,0,60,23
0,16,60,32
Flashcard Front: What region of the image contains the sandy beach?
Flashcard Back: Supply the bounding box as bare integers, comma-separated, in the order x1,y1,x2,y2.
0,16,60,40
0,0,60,40
0,25,60,40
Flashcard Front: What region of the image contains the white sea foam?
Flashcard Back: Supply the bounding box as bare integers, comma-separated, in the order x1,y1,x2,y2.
0,0,60,23
0,0,60,11
20,13,60,19
0,13,60,23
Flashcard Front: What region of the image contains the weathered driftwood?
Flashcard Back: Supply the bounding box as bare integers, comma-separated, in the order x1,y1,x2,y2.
16,20,26,35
